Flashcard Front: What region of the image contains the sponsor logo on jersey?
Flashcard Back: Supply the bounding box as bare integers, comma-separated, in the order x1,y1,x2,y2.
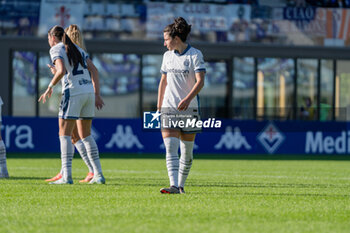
167,68,189,74
78,79,92,85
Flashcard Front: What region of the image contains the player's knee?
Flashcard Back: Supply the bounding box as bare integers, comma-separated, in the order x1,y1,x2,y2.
71,135,80,144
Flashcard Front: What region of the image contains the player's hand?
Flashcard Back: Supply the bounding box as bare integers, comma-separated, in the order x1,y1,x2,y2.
38,87,53,104
95,94,105,110
47,64,56,75
177,98,191,111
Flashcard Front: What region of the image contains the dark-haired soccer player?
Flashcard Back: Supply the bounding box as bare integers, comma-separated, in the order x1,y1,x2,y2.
158,17,206,194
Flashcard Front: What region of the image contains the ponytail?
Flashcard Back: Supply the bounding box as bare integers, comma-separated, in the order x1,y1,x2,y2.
62,33,84,67
49,25,84,67
65,24,87,51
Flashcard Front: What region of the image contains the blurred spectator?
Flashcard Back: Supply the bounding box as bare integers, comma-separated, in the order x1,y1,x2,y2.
300,97,315,120
320,99,331,121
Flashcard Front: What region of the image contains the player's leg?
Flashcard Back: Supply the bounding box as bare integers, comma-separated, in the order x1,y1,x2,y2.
45,93,65,182
160,129,181,194
77,92,104,184
77,119,104,184
50,92,80,184
50,118,76,184
72,123,94,183
45,130,64,182
0,123,9,178
45,125,79,182
178,132,196,194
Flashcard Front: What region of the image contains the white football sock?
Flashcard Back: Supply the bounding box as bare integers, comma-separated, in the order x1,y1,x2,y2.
59,140,75,176
164,137,180,187
178,140,194,188
59,136,74,180
0,140,8,176
82,135,103,175
75,139,93,173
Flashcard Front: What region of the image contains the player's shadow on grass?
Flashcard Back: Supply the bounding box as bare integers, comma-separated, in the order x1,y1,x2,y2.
105,177,174,187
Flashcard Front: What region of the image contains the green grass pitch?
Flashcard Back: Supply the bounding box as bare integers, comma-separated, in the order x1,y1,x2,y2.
1,155,350,233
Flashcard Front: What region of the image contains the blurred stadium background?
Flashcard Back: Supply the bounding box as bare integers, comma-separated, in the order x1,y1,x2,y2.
1,0,350,155
2,2,350,233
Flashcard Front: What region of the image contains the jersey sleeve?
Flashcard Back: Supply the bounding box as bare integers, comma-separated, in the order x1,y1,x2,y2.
49,45,64,65
0,97,3,105
160,53,167,74
193,50,206,73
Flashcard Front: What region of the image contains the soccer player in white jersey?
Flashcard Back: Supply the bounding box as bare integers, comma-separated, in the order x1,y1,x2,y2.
38,25,105,184
0,97,9,178
158,17,205,194
45,24,104,183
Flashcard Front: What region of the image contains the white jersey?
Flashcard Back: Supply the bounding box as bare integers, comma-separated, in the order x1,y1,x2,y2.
50,42,94,96
160,45,206,109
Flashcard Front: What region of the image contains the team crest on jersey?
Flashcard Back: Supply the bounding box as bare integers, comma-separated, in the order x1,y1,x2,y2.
183,59,190,67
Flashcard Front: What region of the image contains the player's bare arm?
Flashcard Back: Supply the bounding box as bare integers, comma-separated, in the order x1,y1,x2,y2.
86,58,104,110
157,73,167,111
47,63,56,75
38,58,66,104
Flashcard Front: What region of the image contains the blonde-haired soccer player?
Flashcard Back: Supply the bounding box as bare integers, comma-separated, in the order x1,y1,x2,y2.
39,25,105,184
158,17,205,194
45,24,104,183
